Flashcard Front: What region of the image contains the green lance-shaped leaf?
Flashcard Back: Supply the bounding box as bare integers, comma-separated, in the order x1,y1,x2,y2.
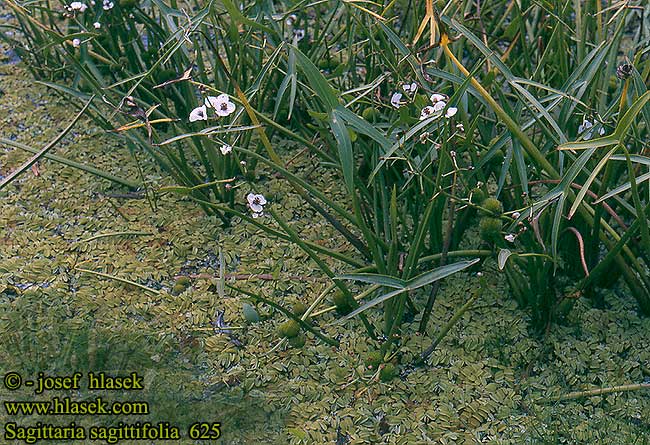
335,274,406,289
291,45,340,110
339,259,480,321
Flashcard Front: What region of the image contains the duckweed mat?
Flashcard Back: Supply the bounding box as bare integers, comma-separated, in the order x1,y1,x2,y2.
2,44,650,444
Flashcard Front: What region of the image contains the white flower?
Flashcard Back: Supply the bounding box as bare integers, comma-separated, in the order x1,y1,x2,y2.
390,92,403,109
285,14,297,26
189,105,208,122
455,123,464,132
72,38,81,47
220,144,232,155
252,211,264,218
445,107,458,118
293,29,305,41
432,100,446,113
102,0,114,10
247,193,267,213
430,93,446,103
205,94,236,117
578,119,593,133
578,119,595,139
420,106,435,120
69,2,88,11
93,22,101,29
504,234,516,243
403,82,418,94
511,211,521,219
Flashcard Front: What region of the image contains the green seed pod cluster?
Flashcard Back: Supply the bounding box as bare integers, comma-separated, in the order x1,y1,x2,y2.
479,217,503,243
481,197,503,216
332,291,355,315
379,363,397,382
277,320,301,338
292,302,308,317
171,277,191,296
470,188,486,205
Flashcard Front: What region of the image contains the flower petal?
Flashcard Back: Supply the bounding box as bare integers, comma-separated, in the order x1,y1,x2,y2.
432,101,446,112
189,105,208,122
445,107,458,118
430,93,446,103
390,92,403,109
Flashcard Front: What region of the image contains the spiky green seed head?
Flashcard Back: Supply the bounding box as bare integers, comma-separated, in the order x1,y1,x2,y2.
333,291,354,315
481,197,503,215
470,188,486,205
242,303,260,323
171,283,186,296
379,363,397,382
278,320,301,338
175,276,191,287
479,217,503,243
365,351,383,370
288,332,306,348
292,302,308,317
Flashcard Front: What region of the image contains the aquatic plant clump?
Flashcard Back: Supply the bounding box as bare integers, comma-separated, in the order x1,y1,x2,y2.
2,5,650,437
3,0,650,400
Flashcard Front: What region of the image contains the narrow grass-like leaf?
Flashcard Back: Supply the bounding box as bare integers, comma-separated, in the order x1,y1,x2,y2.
336,274,406,289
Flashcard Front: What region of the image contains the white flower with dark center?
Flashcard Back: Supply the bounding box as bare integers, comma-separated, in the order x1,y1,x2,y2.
189,105,208,122
220,144,232,155
403,82,418,94
445,107,458,118
420,106,435,120
293,29,305,41
504,234,516,243
93,22,101,29
72,38,81,48
430,93,446,103
390,92,403,109
102,0,114,10
206,94,236,117
69,2,88,11
247,193,267,214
